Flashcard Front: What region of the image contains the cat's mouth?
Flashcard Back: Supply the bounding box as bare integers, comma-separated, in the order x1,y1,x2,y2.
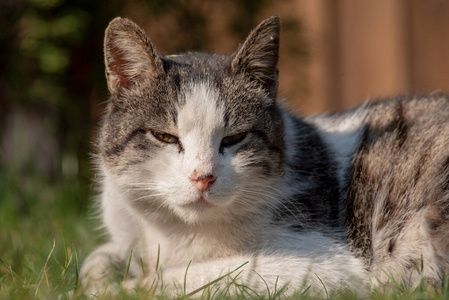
180,196,212,210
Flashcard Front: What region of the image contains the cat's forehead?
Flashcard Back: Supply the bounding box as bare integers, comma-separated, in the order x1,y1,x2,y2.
163,52,232,74
145,52,275,133
162,53,229,102
176,80,225,138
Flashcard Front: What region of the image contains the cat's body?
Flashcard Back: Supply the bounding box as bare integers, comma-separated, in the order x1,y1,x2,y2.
80,16,449,296
312,96,449,285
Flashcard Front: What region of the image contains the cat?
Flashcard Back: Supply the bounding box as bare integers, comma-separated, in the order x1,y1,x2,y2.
80,15,449,296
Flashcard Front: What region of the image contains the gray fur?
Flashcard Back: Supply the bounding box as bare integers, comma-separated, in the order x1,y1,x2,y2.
344,95,449,285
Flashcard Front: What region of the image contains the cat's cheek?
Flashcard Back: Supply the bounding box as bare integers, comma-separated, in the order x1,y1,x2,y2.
230,152,258,179
204,158,241,199
162,178,198,202
210,176,241,201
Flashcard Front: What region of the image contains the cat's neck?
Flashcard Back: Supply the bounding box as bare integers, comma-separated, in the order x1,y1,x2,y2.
139,208,273,264
156,206,270,244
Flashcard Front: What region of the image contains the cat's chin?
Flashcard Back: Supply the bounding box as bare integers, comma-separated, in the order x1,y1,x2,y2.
172,195,230,224
179,196,211,210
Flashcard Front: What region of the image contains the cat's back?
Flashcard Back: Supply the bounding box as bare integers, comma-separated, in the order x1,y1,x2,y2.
345,94,449,284
362,94,449,134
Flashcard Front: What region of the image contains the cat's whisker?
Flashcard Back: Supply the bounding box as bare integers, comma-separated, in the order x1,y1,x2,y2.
238,187,308,226
126,182,161,188
235,188,284,211
133,193,168,202
152,200,171,215
132,187,162,192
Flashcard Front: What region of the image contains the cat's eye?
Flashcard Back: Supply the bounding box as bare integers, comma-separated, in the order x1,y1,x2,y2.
151,131,179,144
221,132,247,147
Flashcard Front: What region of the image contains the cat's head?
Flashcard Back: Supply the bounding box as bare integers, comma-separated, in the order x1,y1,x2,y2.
99,16,286,224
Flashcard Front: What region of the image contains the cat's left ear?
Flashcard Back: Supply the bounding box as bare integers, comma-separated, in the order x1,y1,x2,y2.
231,15,280,97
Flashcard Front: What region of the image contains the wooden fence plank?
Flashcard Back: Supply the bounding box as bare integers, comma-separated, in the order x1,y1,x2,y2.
410,0,449,94
338,0,411,108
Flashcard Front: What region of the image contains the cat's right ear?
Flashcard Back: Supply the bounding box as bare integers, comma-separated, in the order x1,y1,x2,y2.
104,17,164,95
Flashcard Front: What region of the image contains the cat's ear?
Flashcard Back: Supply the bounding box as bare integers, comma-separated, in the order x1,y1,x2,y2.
231,15,280,97
104,17,164,95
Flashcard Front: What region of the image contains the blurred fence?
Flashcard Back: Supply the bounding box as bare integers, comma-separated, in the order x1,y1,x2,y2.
291,0,449,114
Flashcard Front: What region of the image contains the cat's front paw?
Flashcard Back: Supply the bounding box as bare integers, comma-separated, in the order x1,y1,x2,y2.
121,270,186,297
80,244,124,296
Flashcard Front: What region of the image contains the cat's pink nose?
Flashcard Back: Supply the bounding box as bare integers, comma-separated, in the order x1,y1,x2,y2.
189,173,216,193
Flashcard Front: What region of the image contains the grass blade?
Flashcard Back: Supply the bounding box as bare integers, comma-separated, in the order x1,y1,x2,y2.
155,244,160,272
254,270,271,298
183,260,192,295
140,257,146,277
35,239,56,296
299,285,311,296
0,258,25,284
185,261,249,297
124,249,133,280
315,273,328,299
74,247,80,291
62,232,68,268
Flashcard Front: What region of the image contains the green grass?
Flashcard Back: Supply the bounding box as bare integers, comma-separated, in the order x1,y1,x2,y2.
2,170,449,299
0,167,96,299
